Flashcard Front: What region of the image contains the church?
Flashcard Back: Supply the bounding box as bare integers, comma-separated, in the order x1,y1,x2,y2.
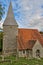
2,1,43,58
3,1,18,56
18,29,43,58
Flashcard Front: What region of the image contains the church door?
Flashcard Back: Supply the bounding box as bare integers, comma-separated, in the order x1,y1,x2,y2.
36,49,40,58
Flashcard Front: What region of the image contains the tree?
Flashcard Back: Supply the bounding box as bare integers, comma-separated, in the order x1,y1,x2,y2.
0,3,4,21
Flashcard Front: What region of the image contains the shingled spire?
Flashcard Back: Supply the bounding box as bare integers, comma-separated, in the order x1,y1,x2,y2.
3,2,18,26
3,1,18,56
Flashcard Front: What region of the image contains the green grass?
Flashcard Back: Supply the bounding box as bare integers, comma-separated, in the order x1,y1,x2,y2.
0,56,43,65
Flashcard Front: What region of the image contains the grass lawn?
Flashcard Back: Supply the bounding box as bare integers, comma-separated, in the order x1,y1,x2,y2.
0,56,43,65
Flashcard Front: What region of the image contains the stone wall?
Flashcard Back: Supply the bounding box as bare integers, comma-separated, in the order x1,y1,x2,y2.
32,40,43,58
3,25,18,56
18,50,26,57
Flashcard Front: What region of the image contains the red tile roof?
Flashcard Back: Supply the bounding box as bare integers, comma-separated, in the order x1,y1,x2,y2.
18,28,43,50
26,40,36,49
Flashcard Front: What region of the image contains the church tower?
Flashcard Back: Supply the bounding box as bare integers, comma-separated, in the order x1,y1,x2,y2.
3,1,18,56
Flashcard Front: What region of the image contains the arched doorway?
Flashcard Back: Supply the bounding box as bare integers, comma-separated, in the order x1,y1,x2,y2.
36,49,40,58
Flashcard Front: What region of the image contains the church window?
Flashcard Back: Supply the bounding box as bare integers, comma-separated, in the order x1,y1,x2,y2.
23,50,25,54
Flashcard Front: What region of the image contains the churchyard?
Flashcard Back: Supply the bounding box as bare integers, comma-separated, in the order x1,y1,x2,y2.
0,32,43,65
0,55,43,65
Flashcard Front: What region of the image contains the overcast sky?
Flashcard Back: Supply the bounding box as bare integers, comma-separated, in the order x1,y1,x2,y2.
0,0,43,31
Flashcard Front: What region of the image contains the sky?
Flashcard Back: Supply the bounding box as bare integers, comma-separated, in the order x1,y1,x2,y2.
0,0,43,31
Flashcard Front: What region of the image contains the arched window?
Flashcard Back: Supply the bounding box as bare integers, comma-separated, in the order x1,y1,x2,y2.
36,49,40,58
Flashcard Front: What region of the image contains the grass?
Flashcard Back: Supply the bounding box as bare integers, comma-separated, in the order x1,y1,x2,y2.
0,56,43,65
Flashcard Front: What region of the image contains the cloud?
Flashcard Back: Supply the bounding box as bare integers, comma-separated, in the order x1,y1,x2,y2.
12,0,43,31
0,0,43,31
29,18,43,31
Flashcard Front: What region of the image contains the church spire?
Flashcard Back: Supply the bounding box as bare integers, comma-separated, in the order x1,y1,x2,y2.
3,1,18,26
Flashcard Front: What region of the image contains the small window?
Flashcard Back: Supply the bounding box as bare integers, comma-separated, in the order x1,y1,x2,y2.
23,50,25,54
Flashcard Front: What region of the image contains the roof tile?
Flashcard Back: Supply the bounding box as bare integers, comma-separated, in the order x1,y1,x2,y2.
18,29,43,50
